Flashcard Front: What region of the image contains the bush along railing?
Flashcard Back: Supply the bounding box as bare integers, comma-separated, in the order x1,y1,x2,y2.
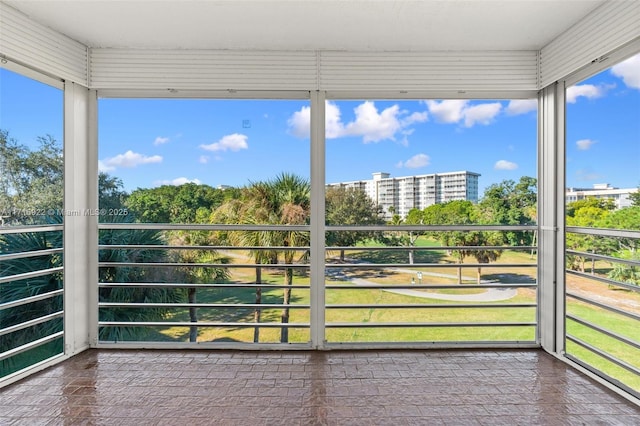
98,223,311,346
0,224,64,379
324,225,538,347
565,227,640,397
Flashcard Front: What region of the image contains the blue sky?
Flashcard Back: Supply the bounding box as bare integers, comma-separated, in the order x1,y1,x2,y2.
1,53,638,196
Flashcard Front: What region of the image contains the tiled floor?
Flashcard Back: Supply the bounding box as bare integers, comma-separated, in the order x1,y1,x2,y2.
0,349,638,425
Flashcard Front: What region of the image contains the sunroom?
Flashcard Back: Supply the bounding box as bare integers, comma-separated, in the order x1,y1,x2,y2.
1,0,639,423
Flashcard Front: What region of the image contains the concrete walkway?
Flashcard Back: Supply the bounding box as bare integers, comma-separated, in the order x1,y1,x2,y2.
331,257,518,302
349,271,518,302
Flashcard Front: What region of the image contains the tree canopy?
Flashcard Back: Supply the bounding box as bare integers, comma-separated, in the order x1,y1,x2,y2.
325,186,384,260
0,130,63,224
126,183,236,224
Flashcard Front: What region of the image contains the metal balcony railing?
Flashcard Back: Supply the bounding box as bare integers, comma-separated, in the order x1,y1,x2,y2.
98,223,312,347
0,224,64,379
97,223,538,349
324,225,538,347
565,226,640,397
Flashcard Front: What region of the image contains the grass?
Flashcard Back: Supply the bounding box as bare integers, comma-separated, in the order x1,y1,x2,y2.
565,300,640,392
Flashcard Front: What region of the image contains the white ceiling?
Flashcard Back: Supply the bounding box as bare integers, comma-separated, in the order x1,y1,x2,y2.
5,0,607,51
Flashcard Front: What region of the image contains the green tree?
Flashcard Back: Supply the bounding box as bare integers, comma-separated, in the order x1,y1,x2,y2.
565,198,615,272
212,196,278,342
250,173,310,343
126,183,229,224
213,173,310,343
383,208,424,264
99,173,128,213
423,201,475,283
480,176,537,245
599,206,640,287
422,200,505,284
167,230,230,342
566,197,616,217
628,187,640,207
325,186,384,261
599,206,640,252
98,214,186,342
0,217,63,376
607,252,640,286
0,130,63,224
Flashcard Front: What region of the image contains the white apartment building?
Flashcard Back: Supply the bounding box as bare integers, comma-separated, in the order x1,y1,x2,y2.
328,171,480,220
566,183,638,209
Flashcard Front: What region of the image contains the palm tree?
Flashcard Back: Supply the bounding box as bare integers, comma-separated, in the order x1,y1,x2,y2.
259,174,310,343
167,230,230,343
212,197,275,342
99,215,185,342
216,173,310,343
0,219,63,377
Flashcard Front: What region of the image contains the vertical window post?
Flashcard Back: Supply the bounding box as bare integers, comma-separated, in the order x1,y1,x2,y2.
537,82,566,354
310,91,326,349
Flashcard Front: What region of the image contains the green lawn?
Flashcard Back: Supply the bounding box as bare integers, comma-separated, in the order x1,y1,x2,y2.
565,301,640,392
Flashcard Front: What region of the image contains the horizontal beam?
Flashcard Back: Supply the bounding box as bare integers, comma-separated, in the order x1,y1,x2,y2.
0,267,63,285
0,225,63,235
0,311,63,337
98,321,310,328
567,292,640,321
98,262,309,268
99,282,310,289
0,248,63,262
0,289,64,311
0,331,63,362
99,303,310,309
98,223,309,231
567,270,640,293
566,334,640,378
567,314,640,351
566,227,640,239
326,321,536,328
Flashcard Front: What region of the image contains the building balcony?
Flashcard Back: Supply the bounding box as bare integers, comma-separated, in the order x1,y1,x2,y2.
2,223,639,424
1,348,639,425
1,0,640,422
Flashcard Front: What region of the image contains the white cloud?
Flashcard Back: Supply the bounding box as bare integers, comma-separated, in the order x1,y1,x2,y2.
287,106,311,138
400,153,431,169
154,136,170,145
326,102,345,139
425,100,502,127
576,139,596,150
494,160,518,170
611,53,640,90
200,133,248,152
506,99,537,115
287,101,427,143
286,104,344,139
425,100,467,124
566,84,611,103
199,155,209,164
344,101,395,141
401,111,429,127
155,177,202,186
99,150,162,172
463,103,502,127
